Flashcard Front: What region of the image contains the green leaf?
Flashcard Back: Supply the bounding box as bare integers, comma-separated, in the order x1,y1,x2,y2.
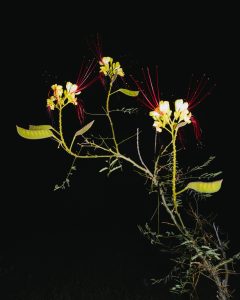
74,120,95,137
16,125,53,140
186,179,223,193
70,120,95,150
117,89,139,97
29,125,54,130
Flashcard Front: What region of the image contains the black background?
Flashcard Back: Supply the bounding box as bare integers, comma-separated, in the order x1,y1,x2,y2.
3,4,239,299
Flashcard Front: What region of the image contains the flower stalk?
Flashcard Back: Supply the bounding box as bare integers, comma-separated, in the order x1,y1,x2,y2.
106,81,119,154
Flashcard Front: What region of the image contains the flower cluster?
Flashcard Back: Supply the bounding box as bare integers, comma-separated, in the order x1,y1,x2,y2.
99,57,124,81
149,99,191,132
174,99,192,123
47,82,81,110
149,101,172,132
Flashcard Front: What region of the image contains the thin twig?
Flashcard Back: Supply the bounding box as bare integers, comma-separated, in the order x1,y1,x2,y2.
213,223,229,286
136,128,151,174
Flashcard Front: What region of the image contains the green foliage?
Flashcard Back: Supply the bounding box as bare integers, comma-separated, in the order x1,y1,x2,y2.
186,179,223,194
99,157,122,177
70,120,95,150
29,125,54,130
74,120,95,137
16,125,53,139
114,88,139,97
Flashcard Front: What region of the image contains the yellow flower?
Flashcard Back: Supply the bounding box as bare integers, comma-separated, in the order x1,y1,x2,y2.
99,57,112,76
65,82,80,105
99,56,124,79
66,82,81,95
174,99,191,123
153,121,163,132
112,61,124,77
161,114,170,127
100,57,112,65
99,66,108,76
149,101,172,132
149,110,160,120
175,99,185,111
159,101,172,116
67,94,78,105
51,84,63,99
47,96,56,110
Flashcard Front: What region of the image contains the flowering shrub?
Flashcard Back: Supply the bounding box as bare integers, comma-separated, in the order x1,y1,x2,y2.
16,50,239,299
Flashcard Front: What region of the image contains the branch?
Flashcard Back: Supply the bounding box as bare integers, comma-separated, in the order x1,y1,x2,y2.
136,128,151,174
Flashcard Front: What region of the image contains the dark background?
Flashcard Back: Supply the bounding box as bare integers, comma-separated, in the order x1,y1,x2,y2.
3,4,239,299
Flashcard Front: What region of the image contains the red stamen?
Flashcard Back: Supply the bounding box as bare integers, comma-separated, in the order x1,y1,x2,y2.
87,34,107,87
156,66,160,103
191,116,202,141
76,59,98,93
178,128,186,149
76,99,85,125
88,33,104,64
187,74,215,110
131,66,160,111
184,74,215,141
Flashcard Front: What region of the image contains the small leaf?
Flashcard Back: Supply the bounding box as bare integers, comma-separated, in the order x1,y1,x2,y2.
108,165,122,175
201,246,211,250
186,179,223,193
74,120,95,137
117,89,139,97
29,125,54,130
16,126,53,140
191,253,203,261
99,167,108,173
110,158,119,167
